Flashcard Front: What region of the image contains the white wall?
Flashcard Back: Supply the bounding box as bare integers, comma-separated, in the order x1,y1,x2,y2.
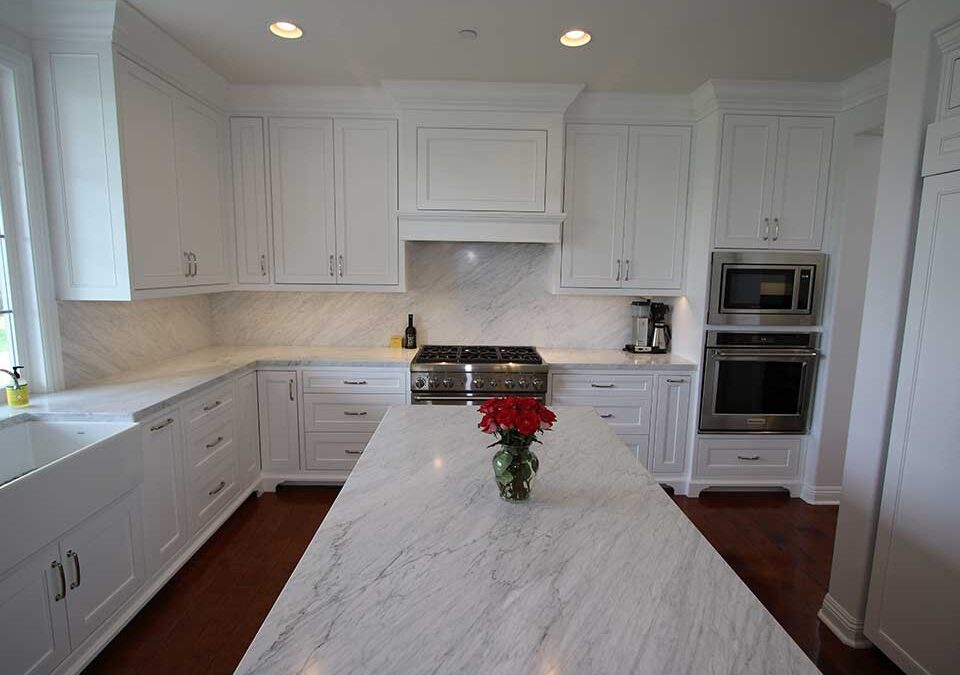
822,0,960,648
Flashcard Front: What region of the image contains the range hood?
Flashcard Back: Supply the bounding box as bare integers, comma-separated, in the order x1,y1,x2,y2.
383,80,583,243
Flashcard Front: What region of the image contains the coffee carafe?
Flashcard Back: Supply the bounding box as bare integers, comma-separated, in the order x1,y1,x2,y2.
650,302,671,354
626,299,652,353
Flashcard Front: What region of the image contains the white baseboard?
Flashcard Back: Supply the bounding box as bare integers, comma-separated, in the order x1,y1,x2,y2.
818,593,873,648
800,483,842,505
260,471,350,491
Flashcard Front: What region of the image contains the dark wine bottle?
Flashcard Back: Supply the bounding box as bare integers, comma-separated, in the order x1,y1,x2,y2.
404,314,417,349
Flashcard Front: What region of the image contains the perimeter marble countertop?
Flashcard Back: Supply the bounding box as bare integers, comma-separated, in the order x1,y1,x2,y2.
0,346,697,428
234,406,819,675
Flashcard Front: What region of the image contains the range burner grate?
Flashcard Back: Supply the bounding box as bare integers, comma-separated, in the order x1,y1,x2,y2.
415,345,542,365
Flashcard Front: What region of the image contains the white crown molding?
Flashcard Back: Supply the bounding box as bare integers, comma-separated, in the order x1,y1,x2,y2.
398,211,564,243
6,0,116,41
228,84,398,117
840,59,890,111
692,79,844,119
934,20,960,52
382,79,584,112
565,91,694,124
818,593,873,648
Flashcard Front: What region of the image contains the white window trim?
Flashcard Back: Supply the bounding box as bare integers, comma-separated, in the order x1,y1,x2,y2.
0,34,64,393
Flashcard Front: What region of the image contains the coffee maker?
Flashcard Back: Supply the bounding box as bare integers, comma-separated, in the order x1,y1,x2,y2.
625,299,671,353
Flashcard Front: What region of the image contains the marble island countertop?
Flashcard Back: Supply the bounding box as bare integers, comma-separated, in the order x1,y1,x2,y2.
234,406,819,675
1,346,696,427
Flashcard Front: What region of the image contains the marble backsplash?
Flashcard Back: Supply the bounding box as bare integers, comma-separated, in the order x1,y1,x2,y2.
211,242,647,348
59,295,215,387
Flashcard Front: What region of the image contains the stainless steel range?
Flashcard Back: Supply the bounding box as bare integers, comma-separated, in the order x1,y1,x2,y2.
410,345,548,405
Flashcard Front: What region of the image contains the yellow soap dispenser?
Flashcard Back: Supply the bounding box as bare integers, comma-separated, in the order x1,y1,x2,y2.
3,366,28,407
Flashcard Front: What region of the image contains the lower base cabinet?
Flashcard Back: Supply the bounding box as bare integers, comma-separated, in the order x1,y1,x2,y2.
650,375,691,473
303,432,370,471
258,371,301,473
0,490,145,675
689,436,804,497
236,372,261,487
141,412,186,577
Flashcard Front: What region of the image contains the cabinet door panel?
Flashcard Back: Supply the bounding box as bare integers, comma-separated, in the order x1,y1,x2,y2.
236,372,261,488
257,371,301,472
61,490,144,647
769,117,832,250
0,544,70,675
560,125,628,288
617,434,651,469
269,118,336,284
651,375,691,474
715,115,778,249
141,412,186,577
175,97,228,284
117,57,185,289
622,126,690,290
231,118,271,284
335,119,398,285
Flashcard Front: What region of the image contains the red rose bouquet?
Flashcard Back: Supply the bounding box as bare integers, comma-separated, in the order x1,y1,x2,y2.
477,396,557,447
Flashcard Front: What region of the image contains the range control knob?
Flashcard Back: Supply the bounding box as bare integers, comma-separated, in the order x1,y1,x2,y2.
427,378,438,388
531,377,543,389
414,377,427,389
518,378,528,389
504,378,515,389
442,377,453,389
472,378,484,389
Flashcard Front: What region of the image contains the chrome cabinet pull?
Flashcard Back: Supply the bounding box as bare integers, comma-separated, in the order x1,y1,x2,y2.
289,379,295,401
590,383,615,388
665,378,686,384
343,380,368,385
344,449,363,455
67,550,81,589
615,259,621,282
624,259,630,282
150,417,175,432
599,413,615,419
343,411,368,416
209,480,226,496
51,560,66,601
205,436,224,449
183,252,192,277
338,254,344,277
737,455,761,461
762,218,770,240
329,254,334,277
260,253,267,276
192,253,198,277
773,218,780,240
202,400,221,412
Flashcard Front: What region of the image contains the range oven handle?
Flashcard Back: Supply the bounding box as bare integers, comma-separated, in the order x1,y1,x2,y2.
713,349,818,358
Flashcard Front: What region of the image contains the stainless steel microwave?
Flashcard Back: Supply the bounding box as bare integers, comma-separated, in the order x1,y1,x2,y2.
708,251,827,326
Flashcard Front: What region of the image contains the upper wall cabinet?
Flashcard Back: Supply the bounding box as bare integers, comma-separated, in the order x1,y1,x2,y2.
714,115,833,250
36,48,231,300
231,116,399,288
560,124,691,294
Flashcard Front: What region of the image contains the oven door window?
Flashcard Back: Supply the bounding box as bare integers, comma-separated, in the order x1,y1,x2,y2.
714,360,804,414
722,267,796,311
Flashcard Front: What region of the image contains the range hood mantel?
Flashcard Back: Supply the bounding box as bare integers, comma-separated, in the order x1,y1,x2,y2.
387,80,581,243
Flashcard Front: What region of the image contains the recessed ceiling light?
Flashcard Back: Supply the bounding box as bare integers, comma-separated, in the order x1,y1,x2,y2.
269,21,303,39
458,28,478,40
560,28,591,47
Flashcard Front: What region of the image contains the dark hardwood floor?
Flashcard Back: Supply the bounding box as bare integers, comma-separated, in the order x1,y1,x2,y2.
81,487,903,675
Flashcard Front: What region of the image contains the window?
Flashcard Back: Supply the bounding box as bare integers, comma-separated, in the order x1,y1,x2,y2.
0,169,17,374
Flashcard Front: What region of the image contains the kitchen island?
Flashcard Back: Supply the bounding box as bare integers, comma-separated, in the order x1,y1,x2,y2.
235,406,819,675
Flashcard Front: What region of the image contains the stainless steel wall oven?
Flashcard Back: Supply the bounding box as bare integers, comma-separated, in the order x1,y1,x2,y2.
699,331,819,433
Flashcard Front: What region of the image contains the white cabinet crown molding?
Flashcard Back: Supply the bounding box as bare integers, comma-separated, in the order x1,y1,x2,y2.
565,91,695,124
382,79,583,112
398,210,564,243
5,0,115,41
227,84,398,118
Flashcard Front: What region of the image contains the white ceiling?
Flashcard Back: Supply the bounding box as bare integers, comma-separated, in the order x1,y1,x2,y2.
127,0,894,93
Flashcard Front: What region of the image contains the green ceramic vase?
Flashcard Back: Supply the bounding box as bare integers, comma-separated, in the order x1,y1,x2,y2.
492,443,539,502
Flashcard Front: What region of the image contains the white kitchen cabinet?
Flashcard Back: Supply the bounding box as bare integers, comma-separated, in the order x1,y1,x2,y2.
59,490,145,647
0,543,70,675
236,372,261,489
650,375,691,474
231,117,271,284
269,118,337,284
715,114,832,250
334,119,399,285
140,412,186,577
618,434,651,469
560,124,690,292
560,125,628,288
258,371,301,473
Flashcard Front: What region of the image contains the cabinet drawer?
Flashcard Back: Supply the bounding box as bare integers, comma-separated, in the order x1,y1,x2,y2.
301,368,406,395
303,432,370,472
551,373,653,397
302,395,400,433
188,453,237,534
694,437,801,478
551,395,651,435
182,381,235,429
185,415,235,472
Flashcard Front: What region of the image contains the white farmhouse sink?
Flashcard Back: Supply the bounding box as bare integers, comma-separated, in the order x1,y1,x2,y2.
0,416,141,572
0,418,135,488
